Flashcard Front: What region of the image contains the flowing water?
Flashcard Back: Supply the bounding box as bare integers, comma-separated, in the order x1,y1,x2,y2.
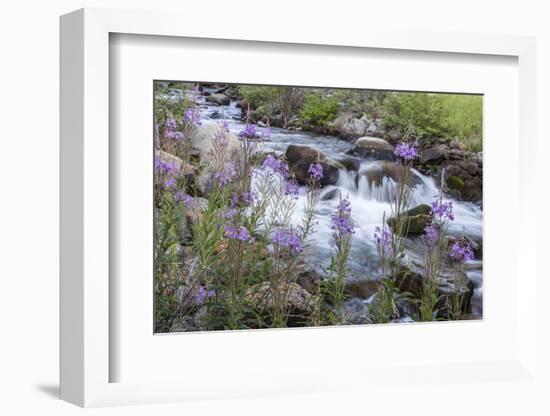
187,91,483,317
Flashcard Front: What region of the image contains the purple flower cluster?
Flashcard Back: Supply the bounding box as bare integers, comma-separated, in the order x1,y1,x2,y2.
424,224,439,245
308,162,324,181
154,157,178,176
449,240,474,262
163,117,181,140
231,191,257,207
175,194,195,208
374,226,393,256
210,162,237,187
164,178,176,190
165,117,177,130
271,228,303,254
238,124,258,140
331,197,354,236
284,179,300,199
223,208,237,219
194,285,215,305
262,155,289,177
394,141,418,161
183,108,201,128
431,199,455,222
224,224,250,242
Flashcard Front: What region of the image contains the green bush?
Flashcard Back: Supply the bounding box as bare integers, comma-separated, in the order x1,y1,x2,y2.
299,93,339,128
382,92,482,151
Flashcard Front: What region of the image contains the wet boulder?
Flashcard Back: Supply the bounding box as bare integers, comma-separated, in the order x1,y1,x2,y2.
347,136,395,161
320,187,341,201
285,145,341,186
205,93,230,106
361,161,420,187
387,204,432,237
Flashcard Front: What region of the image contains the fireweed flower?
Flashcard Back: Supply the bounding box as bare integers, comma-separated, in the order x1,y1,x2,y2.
284,179,300,199
210,162,237,187
154,157,178,175
308,162,324,181
239,124,258,140
164,117,177,131
262,155,289,177
224,224,250,242
271,228,303,254
449,239,474,262
223,208,237,219
183,108,201,128
431,199,455,222
331,197,354,236
164,178,176,190
424,224,439,245
231,191,257,207
374,226,393,256
194,285,215,305
394,141,418,161
174,192,194,206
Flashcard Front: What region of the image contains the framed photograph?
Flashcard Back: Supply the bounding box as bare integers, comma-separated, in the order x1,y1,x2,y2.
60,7,539,408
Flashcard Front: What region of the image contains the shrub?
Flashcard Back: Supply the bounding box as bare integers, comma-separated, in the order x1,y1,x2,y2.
382,92,482,150
299,93,339,128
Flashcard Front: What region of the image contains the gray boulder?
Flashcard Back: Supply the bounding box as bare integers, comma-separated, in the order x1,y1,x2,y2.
347,136,395,160
205,93,230,106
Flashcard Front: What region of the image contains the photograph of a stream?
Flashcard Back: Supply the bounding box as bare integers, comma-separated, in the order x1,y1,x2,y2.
154,81,483,332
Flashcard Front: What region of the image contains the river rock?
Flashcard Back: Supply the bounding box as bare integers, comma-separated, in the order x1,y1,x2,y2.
155,150,197,177
320,187,341,201
335,156,361,171
420,144,449,164
246,282,314,316
205,93,230,106
347,136,395,161
331,111,372,138
360,161,421,190
193,124,241,162
285,145,341,186
345,279,379,299
387,204,431,237
438,160,482,202
395,266,475,319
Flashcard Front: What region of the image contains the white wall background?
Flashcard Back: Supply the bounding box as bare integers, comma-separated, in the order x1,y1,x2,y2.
0,1,547,414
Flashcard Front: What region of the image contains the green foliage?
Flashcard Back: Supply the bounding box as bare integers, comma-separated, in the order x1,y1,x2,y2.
332,89,387,119
299,93,339,128
382,92,482,150
239,85,280,110
154,81,194,125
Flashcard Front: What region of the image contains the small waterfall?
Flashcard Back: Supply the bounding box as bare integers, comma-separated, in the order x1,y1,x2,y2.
202,99,482,299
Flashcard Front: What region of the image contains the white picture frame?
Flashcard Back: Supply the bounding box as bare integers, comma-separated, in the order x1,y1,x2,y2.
60,7,539,408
